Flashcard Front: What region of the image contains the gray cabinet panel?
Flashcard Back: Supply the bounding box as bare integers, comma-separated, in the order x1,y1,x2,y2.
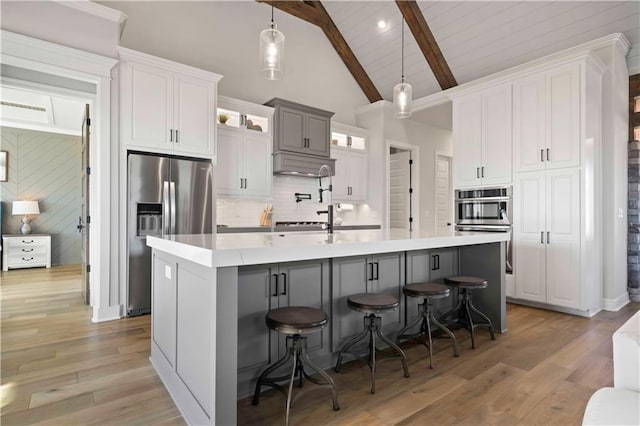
306,113,330,157
176,266,211,416
279,107,305,153
372,253,404,332
331,256,368,349
152,253,177,367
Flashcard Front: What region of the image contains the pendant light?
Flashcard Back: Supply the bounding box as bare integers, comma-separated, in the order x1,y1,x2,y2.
394,18,412,118
259,2,285,80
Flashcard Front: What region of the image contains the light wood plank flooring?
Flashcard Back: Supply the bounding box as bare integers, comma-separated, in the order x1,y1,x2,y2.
2,265,638,425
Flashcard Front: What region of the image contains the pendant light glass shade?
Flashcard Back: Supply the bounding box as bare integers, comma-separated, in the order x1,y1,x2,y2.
394,81,413,118
260,6,284,80
395,18,412,118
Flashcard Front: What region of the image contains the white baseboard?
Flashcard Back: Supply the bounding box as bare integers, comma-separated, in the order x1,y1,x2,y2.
91,304,122,322
602,293,631,312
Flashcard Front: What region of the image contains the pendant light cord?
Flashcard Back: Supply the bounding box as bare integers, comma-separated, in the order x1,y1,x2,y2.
401,18,405,83
271,2,275,29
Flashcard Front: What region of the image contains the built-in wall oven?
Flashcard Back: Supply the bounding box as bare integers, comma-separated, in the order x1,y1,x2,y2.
455,186,512,273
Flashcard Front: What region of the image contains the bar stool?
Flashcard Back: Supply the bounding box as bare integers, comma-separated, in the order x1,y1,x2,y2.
252,306,339,426
442,276,496,349
396,283,459,368
334,293,410,394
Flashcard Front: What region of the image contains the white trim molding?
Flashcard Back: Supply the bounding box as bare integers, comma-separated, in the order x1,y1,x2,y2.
1,30,119,323
602,293,631,312
53,0,128,36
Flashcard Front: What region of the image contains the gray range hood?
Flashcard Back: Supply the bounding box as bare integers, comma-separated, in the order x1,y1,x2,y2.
273,152,335,177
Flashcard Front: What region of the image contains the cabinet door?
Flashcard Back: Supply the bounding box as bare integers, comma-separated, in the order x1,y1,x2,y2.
429,248,458,315
405,250,431,323
278,260,330,355
244,132,272,198
453,94,482,188
349,150,368,202
237,266,276,375
371,253,404,333
545,169,581,308
513,74,546,173
546,64,580,170
277,106,305,153
513,173,546,303
331,148,349,200
481,85,512,186
331,256,368,349
152,253,177,367
306,113,330,157
123,62,173,150
173,74,215,156
215,127,243,196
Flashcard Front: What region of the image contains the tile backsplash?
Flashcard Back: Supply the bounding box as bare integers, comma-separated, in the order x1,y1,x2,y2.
216,175,379,227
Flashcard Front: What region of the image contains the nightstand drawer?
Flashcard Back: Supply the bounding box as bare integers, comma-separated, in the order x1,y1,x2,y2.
7,254,49,268
10,245,48,255
5,237,48,249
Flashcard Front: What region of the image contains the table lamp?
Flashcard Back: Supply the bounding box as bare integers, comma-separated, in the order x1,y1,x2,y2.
12,200,40,235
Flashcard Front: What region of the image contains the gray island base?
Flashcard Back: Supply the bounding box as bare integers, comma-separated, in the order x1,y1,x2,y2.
147,230,509,425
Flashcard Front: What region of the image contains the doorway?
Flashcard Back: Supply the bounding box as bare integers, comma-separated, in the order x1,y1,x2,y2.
386,142,419,233
0,83,91,302
434,153,453,235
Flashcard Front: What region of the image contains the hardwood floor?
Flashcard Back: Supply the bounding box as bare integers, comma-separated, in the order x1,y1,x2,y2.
2,265,638,425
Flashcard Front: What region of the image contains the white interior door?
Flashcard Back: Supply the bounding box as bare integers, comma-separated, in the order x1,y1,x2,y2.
389,150,410,230
80,104,90,305
435,154,452,236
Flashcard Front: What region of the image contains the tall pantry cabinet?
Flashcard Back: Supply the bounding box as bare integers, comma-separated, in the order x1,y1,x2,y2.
512,54,605,314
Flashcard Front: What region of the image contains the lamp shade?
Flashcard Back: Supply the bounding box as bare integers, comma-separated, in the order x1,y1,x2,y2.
12,200,40,215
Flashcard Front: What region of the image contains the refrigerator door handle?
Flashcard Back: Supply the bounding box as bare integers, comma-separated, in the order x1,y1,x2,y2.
170,182,176,235
162,181,170,236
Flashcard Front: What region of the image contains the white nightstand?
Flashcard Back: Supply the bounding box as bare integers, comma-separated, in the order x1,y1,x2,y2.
2,234,51,271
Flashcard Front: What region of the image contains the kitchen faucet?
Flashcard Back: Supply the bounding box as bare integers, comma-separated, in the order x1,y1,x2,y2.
316,164,334,234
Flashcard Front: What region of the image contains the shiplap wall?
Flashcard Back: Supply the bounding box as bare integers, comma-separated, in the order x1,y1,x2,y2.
0,127,81,265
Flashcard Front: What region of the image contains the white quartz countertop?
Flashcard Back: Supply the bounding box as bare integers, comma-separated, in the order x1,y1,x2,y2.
147,230,510,268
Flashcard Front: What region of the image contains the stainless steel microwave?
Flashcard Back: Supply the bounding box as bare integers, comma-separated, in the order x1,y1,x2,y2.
455,186,512,231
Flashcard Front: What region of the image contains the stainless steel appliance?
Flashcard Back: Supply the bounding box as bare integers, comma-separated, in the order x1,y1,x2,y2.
455,186,512,273
127,152,213,316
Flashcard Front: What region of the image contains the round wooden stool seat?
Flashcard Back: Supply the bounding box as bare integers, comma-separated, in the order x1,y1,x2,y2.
403,283,450,299
444,275,488,289
265,306,328,335
347,293,399,313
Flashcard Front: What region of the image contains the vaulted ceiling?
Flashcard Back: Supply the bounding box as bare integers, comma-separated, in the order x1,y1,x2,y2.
298,1,639,102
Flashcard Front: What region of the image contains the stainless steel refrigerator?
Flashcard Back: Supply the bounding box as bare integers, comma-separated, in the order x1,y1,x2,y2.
127,152,213,316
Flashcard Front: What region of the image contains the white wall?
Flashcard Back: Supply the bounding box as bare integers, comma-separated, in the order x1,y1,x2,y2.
356,101,453,235
99,1,368,125
595,43,630,309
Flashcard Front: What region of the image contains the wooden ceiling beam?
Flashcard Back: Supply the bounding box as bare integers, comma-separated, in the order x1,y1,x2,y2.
396,0,457,90
256,0,383,103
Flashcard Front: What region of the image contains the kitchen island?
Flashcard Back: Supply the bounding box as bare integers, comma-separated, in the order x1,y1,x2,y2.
147,230,509,425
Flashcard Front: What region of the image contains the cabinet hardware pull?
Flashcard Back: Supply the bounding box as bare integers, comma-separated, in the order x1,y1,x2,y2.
374,262,379,280
271,274,279,297
541,149,544,162
546,148,550,162
175,130,179,143
547,231,550,244
170,129,173,142
244,178,248,189
22,248,34,252
22,257,34,261
22,240,34,244
432,255,437,271
240,178,243,189
477,167,480,178
280,273,287,295
481,166,485,178
436,254,440,270
541,231,544,244
368,262,374,281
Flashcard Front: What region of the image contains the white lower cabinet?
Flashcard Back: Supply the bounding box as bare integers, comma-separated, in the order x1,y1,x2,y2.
331,253,404,350
236,260,330,397
513,169,581,309
2,235,51,271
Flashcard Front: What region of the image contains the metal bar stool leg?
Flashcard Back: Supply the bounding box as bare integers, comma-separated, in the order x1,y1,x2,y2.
369,317,377,394
461,292,477,349
468,299,496,340
396,307,426,344
440,288,463,324
374,324,410,378
298,342,340,411
430,310,460,357
285,341,298,426
252,338,294,405
335,323,369,373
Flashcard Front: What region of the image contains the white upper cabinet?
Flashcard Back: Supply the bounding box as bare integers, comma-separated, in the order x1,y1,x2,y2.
216,96,273,199
452,84,512,188
119,48,221,159
330,123,368,202
513,63,580,172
